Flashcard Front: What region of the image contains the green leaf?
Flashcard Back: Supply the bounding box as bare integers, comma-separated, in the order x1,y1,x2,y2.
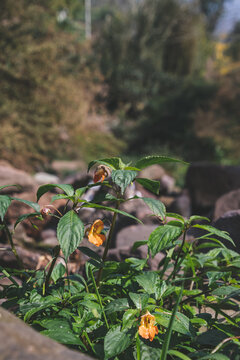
37,184,74,201
0,195,11,221
82,202,142,223
141,197,166,219
24,301,60,322
156,311,193,337
129,292,149,310
112,170,138,194
148,225,182,257
88,157,125,171
135,155,187,169
75,187,87,198
14,212,41,229
105,298,129,314
51,194,72,202
135,341,162,360
166,213,185,223
135,178,160,195
51,263,66,283
38,318,85,346
104,325,134,359
122,309,139,330
168,350,192,360
78,246,102,263
212,286,240,297
135,272,160,295
10,197,40,212
198,354,230,360
189,215,210,223
193,224,235,246
0,184,21,191
132,240,148,252
57,210,84,259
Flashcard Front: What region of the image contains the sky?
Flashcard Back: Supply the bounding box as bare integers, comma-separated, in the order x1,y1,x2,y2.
215,0,240,34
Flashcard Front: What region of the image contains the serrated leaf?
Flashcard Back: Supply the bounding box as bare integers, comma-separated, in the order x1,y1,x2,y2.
112,170,138,194
193,224,235,246
135,178,160,195
141,197,166,219
129,292,149,310
10,197,40,212
105,298,129,314
122,309,139,330
148,225,182,257
166,213,185,223
51,263,66,283
14,212,41,229
0,195,11,221
37,184,74,201
104,325,134,359
82,202,142,223
135,272,160,295
212,286,240,297
88,157,125,171
57,210,84,259
135,155,187,169
75,187,87,198
155,311,193,336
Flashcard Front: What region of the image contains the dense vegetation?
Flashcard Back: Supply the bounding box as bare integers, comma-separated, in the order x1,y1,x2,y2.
1,156,240,359
0,0,240,169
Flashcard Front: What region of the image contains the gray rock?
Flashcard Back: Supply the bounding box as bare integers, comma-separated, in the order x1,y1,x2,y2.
168,190,191,218
186,163,240,213
34,172,60,185
213,210,240,252
63,172,91,190
116,224,158,248
0,165,37,194
0,307,94,360
213,188,240,220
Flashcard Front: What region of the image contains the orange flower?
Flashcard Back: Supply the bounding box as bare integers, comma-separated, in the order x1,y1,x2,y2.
138,311,158,341
87,219,106,247
93,166,108,183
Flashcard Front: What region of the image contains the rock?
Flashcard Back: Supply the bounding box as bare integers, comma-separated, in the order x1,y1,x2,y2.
34,172,60,185
0,307,94,360
51,160,86,174
138,165,175,194
213,188,240,220
0,165,37,194
63,172,91,190
168,190,191,218
212,210,240,252
186,163,240,213
116,224,158,248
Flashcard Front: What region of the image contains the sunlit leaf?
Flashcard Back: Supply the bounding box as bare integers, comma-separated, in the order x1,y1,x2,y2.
148,225,182,257
135,155,187,169
135,178,160,195
112,170,138,194
37,184,74,201
0,195,11,221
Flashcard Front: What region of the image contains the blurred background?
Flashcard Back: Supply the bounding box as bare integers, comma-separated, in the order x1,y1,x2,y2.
1,0,240,176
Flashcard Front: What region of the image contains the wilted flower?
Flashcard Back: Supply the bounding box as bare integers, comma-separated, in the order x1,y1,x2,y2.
87,219,106,247
138,311,158,341
93,165,109,183
40,206,51,218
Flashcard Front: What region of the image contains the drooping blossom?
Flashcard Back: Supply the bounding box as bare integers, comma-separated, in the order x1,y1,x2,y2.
93,166,108,183
87,219,106,247
138,311,159,341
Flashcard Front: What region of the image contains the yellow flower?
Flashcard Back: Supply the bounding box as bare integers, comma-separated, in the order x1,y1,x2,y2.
87,219,106,247
93,166,108,183
138,311,158,341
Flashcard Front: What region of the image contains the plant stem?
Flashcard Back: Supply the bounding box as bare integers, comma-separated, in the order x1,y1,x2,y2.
96,201,120,286
168,230,187,281
3,220,23,269
43,245,60,295
89,266,109,329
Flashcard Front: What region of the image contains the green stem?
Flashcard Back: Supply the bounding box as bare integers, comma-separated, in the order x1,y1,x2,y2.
168,230,187,281
43,245,60,295
83,330,97,356
89,266,109,329
96,201,120,286
3,220,23,269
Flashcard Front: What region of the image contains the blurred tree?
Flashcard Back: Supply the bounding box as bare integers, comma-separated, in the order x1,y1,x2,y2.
225,21,240,61
198,0,231,32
